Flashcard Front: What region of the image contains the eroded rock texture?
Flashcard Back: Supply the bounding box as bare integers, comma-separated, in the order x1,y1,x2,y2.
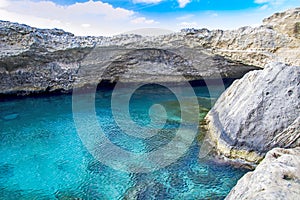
1,8,299,95
226,147,300,200
0,21,256,95
205,62,300,163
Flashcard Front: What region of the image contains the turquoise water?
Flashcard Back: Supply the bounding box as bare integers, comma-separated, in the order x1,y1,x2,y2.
0,83,248,199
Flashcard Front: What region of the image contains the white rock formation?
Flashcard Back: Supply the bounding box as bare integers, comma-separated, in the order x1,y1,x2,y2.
226,147,300,200
204,62,300,163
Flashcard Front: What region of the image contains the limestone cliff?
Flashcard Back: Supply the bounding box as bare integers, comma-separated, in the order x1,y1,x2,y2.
1,8,299,95
195,7,300,67
201,8,300,199
263,7,300,39
0,20,257,95
204,62,300,163
226,147,300,200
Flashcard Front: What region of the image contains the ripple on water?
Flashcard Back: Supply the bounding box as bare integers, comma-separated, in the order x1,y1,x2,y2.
0,84,248,199
0,163,14,184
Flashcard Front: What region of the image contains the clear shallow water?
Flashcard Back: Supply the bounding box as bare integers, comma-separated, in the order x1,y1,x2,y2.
0,83,248,199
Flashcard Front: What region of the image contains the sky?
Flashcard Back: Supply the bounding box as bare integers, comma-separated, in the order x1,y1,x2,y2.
0,0,299,36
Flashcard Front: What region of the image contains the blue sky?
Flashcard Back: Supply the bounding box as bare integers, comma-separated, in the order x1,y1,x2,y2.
50,0,259,11
0,0,299,36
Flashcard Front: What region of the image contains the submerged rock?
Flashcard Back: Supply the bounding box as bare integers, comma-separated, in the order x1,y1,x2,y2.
124,181,171,200
226,147,300,200
204,62,300,163
0,163,14,179
2,113,19,120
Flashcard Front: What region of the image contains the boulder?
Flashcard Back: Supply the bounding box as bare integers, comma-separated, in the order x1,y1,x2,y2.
204,62,300,163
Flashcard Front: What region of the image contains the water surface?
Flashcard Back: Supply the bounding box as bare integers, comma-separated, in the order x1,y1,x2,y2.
0,83,248,199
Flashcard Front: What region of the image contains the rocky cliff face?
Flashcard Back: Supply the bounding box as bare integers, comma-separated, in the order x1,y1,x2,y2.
261,7,300,66
200,8,300,198
0,20,258,95
179,7,300,67
1,8,299,95
204,62,300,163
263,7,300,39
0,21,96,95
226,147,300,200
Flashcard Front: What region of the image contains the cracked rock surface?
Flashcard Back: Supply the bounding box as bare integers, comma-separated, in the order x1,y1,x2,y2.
226,147,300,200
204,62,300,163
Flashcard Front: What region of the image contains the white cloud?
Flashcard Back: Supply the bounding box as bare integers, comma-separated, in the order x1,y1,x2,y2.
133,0,162,3
178,21,198,27
0,0,9,8
0,0,297,36
81,23,91,28
131,17,157,24
176,14,194,20
178,0,191,8
0,0,158,36
259,4,269,10
72,2,132,18
254,0,286,5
